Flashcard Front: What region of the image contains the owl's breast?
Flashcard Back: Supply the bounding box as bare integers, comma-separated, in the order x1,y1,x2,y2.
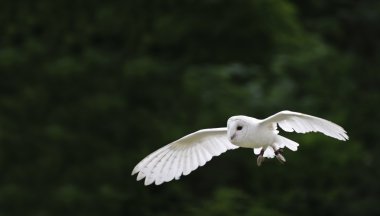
233,126,276,148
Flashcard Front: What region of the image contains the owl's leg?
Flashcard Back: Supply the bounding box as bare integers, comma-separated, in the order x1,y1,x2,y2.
256,148,266,166
274,147,286,164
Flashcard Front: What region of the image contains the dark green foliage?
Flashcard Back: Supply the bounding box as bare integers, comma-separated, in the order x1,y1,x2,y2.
0,0,379,215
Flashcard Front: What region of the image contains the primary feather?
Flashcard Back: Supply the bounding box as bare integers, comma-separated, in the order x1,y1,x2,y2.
131,128,238,185
261,110,348,141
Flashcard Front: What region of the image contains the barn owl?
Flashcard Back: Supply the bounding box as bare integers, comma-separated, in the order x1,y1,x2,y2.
132,110,348,185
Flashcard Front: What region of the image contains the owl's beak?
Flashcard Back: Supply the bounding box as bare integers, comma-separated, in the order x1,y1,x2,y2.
230,133,236,141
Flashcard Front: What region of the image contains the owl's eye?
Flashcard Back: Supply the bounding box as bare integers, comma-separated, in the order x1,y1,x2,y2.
237,126,243,131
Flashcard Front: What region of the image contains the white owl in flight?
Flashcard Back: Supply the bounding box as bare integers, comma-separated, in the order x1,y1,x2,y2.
132,110,348,185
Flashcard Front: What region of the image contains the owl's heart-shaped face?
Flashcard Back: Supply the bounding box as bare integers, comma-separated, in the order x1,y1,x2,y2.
227,117,249,145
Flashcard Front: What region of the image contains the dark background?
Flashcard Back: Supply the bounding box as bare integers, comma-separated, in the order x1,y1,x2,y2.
0,0,379,215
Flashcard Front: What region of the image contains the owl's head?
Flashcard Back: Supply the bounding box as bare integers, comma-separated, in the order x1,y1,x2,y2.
227,116,250,144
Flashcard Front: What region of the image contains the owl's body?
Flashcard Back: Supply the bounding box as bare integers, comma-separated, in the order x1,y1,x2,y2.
132,110,348,186
228,115,276,148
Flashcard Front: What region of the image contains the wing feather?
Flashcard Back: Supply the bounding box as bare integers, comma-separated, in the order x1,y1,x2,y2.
165,145,182,182
137,146,171,182
143,147,173,185
155,145,178,185
198,144,213,162
174,147,186,180
215,137,228,152
261,110,348,141
132,144,170,176
195,146,207,167
132,128,238,185
190,146,199,171
203,140,218,156
183,147,192,176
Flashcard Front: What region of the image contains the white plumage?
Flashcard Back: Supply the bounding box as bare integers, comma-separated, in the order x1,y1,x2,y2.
131,128,237,185
132,110,348,185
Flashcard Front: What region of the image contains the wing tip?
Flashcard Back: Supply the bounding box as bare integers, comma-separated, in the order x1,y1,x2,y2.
339,133,349,141
155,180,164,185
144,177,155,186
131,168,138,176
329,127,349,141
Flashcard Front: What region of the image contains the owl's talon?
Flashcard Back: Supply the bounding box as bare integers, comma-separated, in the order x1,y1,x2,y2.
275,150,286,164
257,148,266,166
257,155,265,166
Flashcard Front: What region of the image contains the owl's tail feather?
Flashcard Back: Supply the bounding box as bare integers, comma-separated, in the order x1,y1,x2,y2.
275,135,299,151
253,135,299,159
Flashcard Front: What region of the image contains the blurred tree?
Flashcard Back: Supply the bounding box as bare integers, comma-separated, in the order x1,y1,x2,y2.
0,0,379,215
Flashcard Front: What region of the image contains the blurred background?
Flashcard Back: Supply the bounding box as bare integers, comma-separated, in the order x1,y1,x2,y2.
0,0,379,215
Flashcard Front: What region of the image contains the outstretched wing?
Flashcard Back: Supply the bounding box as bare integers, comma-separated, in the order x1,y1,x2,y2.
131,128,238,186
261,110,349,141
